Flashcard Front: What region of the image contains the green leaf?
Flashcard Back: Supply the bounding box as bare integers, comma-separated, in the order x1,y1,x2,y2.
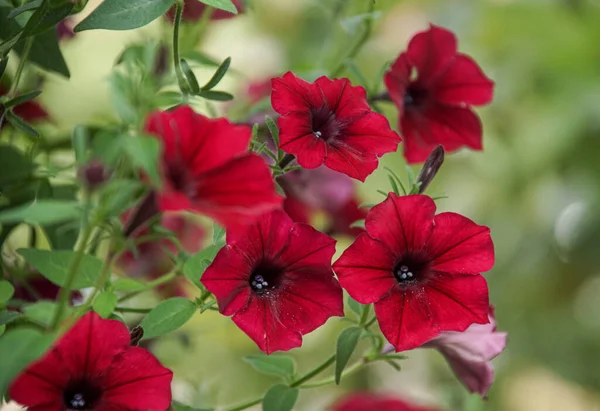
181,50,221,67
75,0,176,32
7,0,43,19
93,291,118,318
140,297,196,340
197,90,233,101
244,354,296,381
171,401,213,411
197,0,238,14
4,90,42,108
183,245,220,287
348,219,365,229
335,326,362,384
22,301,71,327
18,30,70,77
213,222,225,245
18,249,103,290
98,179,144,217
346,295,362,317
262,384,299,411
264,115,279,148
0,145,34,188
5,110,39,138
0,56,8,78
201,57,231,91
0,310,21,326
0,281,15,304
28,3,74,37
124,136,162,187
0,329,55,396
0,200,80,225
0,325,5,337
112,278,146,292
181,58,200,94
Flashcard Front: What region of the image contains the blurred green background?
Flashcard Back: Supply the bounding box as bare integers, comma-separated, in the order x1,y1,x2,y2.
18,0,600,409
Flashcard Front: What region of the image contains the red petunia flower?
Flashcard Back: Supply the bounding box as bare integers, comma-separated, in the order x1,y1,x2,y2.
144,105,282,227
271,72,401,182
333,194,493,352
201,210,344,353
12,276,82,305
384,25,494,163
331,393,441,411
165,0,245,22
9,312,173,411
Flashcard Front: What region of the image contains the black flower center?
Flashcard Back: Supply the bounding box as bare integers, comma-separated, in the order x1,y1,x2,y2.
249,261,284,295
403,84,429,108
310,106,343,142
166,164,196,198
63,380,102,411
393,255,429,285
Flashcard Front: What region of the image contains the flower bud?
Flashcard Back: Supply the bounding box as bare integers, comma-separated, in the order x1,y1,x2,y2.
78,159,110,191
416,145,444,194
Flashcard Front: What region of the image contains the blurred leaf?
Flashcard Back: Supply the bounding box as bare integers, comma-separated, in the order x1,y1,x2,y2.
197,90,233,101
339,11,381,35
181,50,221,67
99,179,144,217
93,291,118,318
349,219,365,229
202,57,231,91
124,136,162,187
18,249,103,290
0,311,21,326
183,245,220,287
75,0,176,32
262,384,298,411
244,354,296,381
0,281,14,304
198,0,238,14
0,145,33,188
3,90,42,109
335,326,362,384
5,110,39,138
0,200,80,225
346,295,362,317
112,278,146,292
7,0,43,19
140,297,196,340
21,301,70,327
180,58,200,94
0,329,54,396
0,56,8,78
213,223,225,245
0,325,4,337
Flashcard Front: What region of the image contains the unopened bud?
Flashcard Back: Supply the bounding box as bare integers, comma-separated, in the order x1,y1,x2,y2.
78,159,110,191
129,326,144,346
416,145,444,194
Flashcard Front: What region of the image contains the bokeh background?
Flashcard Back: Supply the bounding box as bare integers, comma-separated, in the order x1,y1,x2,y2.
11,0,600,410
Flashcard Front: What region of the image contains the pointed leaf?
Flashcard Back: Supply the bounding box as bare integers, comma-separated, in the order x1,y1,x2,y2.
0,311,21,326
0,281,14,304
335,326,362,384
197,0,238,14
140,297,196,340
262,384,299,411
5,110,39,138
0,200,80,225
93,291,118,318
75,0,176,31
244,354,296,381
201,57,231,91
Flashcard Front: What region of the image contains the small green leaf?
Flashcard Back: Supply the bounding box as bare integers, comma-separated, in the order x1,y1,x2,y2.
171,401,213,411
93,291,118,318
244,354,296,381
5,110,39,138
140,297,196,340
0,325,5,337
0,281,14,304
0,311,21,326
348,219,365,229
346,295,362,317
18,249,103,290
4,90,42,109
99,179,144,217
0,329,55,395
112,278,146,292
213,223,225,245
7,0,43,19
335,326,362,384
183,245,220,287
125,136,162,187
251,123,260,141
197,90,233,101
181,58,200,94
0,200,80,225
22,301,70,327
197,0,238,14
201,57,231,91
75,0,176,32
262,384,299,411
264,115,279,148
0,145,34,187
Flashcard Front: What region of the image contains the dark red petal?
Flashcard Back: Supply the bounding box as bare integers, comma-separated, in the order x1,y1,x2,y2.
156,190,194,212
432,54,494,106
27,404,62,411
428,212,494,274
400,104,483,164
278,220,337,269
424,273,490,332
365,194,436,252
406,25,457,86
9,352,64,407
103,347,172,410
374,287,442,352
278,114,328,169
384,52,412,115
271,72,322,115
314,76,369,118
193,154,283,226
333,233,397,304
13,100,48,123
283,195,312,224
232,296,303,353
322,144,379,182
202,245,254,316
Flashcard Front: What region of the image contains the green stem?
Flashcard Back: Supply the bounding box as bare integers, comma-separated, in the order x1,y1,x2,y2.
364,316,377,330
300,359,367,389
9,37,33,97
359,304,371,326
172,0,188,94
290,354,336,387
330,0,376,78
115,306,153,314
118,271,178,303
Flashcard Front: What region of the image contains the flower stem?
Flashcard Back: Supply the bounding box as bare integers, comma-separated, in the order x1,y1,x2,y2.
9,37,33,97
118,271,178,303
359,304,371,326
172,0,188,95
278,153,295,170
300,358,367,389
115,306,153,313
330,0,376,78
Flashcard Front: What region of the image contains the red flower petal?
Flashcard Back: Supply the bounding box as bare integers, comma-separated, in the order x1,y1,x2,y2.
9,350,64,408
283,195,312,224
314,76,369,118
432,54,494,106
384,52,412,116
428,212,494,274
103,347,173,410
406,25,457,87
334,233,397,304
365,194,436,252
332,393,441,411
271,72,321,114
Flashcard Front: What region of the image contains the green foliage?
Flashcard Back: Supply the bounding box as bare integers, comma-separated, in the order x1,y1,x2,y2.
140,297,197,340
172,401,214,411
262,384,299,411
18,249,103,290
5,110,39,138
93,291,118,318
0,280,15,304
183,245,220,287
0,200,80,225
202,57,231,90
335,326,362,384
197,0,238,14
244,354,296,382
22,301,71,327
124,136,163,187
75,0,176,32
0,311,21,326
346,295,363,317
